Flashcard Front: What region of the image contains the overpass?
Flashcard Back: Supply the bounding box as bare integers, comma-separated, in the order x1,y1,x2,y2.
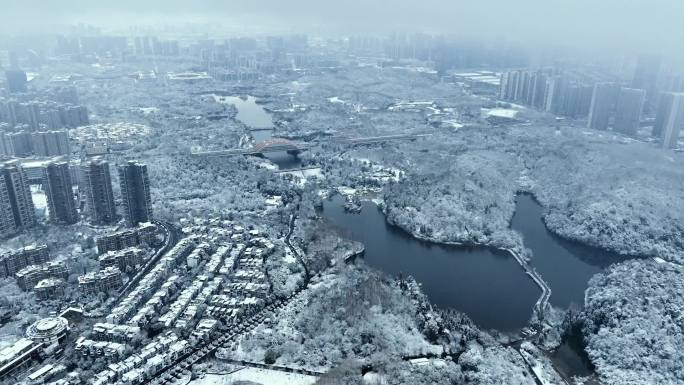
190,133,430,157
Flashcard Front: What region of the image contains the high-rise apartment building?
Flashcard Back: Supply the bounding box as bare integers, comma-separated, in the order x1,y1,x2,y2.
31,131,70,157
500,70,549,108
614,88,646,135
0,161,36,237
118,161,152,227
653,92,684,148
544,76,570,115
80,158,116,225
632,55,662,113
44,161,78,224
6,131,32,156
588,83,621,130
0,175,16,237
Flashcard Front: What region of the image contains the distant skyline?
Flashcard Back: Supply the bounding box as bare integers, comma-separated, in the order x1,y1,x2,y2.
0,0,682,62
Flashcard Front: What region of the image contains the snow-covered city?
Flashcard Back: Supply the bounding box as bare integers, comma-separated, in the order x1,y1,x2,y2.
0,2,683,385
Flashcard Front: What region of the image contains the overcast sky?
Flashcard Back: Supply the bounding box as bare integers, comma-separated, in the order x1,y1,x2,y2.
1,0,681,58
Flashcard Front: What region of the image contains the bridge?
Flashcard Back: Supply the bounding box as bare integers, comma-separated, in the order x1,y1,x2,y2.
191,133,430,157
193,138,309,157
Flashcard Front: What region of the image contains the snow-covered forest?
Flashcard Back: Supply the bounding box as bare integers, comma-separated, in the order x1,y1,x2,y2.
226,266,537,385
582,260,684,385
323,124,684,264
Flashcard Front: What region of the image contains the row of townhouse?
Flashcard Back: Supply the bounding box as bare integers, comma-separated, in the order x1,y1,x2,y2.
91,323,142,344
174,277,223,330
74,338,126,359
90,332,187,385
127,275,181,327
206,295,265,322
157,276,209,328
106,237,197,324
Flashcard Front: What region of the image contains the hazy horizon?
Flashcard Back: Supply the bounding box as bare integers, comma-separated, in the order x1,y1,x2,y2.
0,0,681,61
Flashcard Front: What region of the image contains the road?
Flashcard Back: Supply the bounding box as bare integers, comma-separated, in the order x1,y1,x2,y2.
285,211,310,284
114,220,180,305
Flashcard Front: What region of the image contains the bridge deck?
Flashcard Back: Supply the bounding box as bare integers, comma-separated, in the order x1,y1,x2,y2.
191,133,431,157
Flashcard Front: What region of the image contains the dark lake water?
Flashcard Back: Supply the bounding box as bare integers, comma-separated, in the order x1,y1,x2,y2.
321,193,620,332
511,194,622,309
212,94,274,129
211,93,302,170
322,195,539,331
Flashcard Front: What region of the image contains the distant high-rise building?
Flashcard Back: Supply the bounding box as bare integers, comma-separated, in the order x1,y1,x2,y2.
529,72,549,109
500,68,593,118
44,161,78,224
499,72,509,100
0,175,16,237
632,55,662,113
588,83,621,130
0,127,10,156
0,99,20,126
31,131,70,157
24,102,41,130
632,55,661,90
500,70,529,102
4,70,27,93
81,158,116,225
544,76,570,115
653,92,684,148
0,161,36,236
118,161,152,227
6,131,32,156
614,88,646,135
59,105,89,127
560,84,593,118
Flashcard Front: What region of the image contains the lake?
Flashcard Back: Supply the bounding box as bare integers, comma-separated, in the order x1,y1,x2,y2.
211,94,274,129
209,93,302,169
511,194,622,309
320,193,620,332
321,195,538,331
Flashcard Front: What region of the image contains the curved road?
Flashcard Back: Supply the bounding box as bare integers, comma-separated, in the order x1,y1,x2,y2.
114,220,181,305
285,211,310,284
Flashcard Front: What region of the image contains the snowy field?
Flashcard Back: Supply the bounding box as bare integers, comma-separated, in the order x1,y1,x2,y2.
189,368,317,385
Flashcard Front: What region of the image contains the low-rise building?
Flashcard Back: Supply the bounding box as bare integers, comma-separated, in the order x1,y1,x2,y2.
26,317,69,346
15,261,68,291
190,318,218,342
91,323,142,343
74,339,125,358
95,222,157,254
0,245,49,278
27,363,66,384
34,278,66,300
78,267,123,294
0,338,42,381
98,247,145,273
